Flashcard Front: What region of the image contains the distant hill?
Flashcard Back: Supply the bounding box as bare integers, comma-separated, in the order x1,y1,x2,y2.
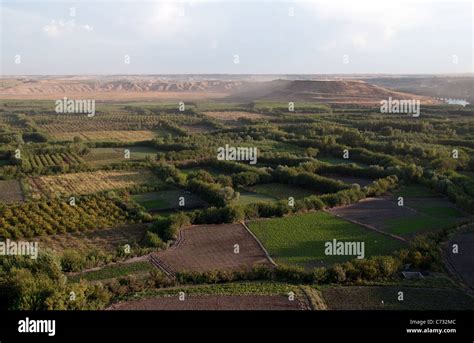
0,76,246,100
227,79,439,105
361,76,474,104
0,76,440,104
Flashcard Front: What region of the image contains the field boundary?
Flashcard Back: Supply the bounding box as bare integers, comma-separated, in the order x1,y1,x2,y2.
241,221,278,267
149,254,176,277
441,223,474,293
325,208,407,242
300,286,328,310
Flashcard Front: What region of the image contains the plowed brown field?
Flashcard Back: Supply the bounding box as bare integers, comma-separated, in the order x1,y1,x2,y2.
151,223,274,273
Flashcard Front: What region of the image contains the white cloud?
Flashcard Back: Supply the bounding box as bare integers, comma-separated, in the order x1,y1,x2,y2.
43,19,94,37
319,40,338,52
300,0,435,50
351,33,368,49
141,3,191,40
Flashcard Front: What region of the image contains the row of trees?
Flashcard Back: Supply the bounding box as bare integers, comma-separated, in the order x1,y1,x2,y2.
0,195,150,239
272,165,350,193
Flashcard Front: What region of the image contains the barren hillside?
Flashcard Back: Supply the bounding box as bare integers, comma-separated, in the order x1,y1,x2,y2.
0,76,440,104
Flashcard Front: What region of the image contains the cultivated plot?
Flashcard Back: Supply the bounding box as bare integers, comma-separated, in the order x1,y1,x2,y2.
110,294,306,310
36,224,149,254
132,190,206,211
151,223,274,273
83,147,160,167
237,191,277,205
50,130,163,142
245,183,317,200
328,195,466,238
248,211,404,269
322,286,474,310
28,170,158,198
0,180,24,203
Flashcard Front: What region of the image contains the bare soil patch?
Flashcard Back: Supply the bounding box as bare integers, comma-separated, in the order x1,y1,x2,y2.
151,223,274,273
110,294,306,310
0,180,24,203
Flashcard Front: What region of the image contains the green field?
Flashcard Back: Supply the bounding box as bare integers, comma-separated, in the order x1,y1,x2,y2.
386,185,466,236
83,146,159,166
127,281,299,300
247,211,405,269
69,261,154,282
237,191,277,205
246,183,316,200
394,185,438,198
132,190,206,211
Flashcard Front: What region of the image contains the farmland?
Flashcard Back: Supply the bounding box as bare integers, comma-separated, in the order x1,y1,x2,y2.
50,130,164,142
0,180,24,203
237,191,277,205
131,190,206,211
109,282,309,310
37,224,149,254
321,286,474,310
247,212,405,269
22,152,86,172
35,113,163,133
0,76,473,313
151,224,274,274
69,261,155,282
83,147,160,167
111,294,306,310
244,183,317,200
27,170,159,199
328,193,467,238
0,195,138,239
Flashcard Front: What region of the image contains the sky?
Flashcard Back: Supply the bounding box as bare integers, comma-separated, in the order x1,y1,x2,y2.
1,0,473,75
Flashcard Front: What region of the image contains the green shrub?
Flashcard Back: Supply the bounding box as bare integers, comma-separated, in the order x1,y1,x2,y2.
60,249,85,273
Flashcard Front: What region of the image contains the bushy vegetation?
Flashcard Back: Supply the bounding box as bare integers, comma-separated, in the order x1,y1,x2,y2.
0,195,147,239
1,99,473,310
0,251,110,310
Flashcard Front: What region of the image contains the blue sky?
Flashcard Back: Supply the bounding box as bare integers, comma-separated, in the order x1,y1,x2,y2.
1,0,472,74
